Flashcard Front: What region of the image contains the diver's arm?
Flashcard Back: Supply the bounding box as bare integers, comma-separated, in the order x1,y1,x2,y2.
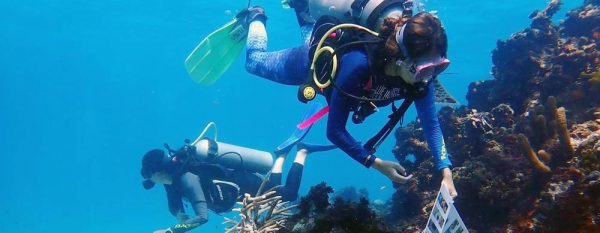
165,173,209,233
414,83,452,171
165,184,188,220
414,88,457,197
326,50,377,168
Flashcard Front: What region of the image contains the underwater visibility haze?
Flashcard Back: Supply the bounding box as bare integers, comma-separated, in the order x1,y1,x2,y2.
1,0,598,232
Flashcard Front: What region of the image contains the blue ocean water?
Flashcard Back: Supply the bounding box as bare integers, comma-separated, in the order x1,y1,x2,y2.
0,0,580,232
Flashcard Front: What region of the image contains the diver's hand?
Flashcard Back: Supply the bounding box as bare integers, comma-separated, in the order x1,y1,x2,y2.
441,167,458,199
372,158,413,184
176,211,190,223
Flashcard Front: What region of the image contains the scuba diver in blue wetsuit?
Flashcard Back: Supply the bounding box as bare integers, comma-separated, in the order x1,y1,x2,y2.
234,0,458,198
141,105,338,233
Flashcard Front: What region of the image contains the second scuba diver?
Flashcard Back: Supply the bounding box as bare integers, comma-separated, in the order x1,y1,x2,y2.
235,0,458,198
142,105,338,233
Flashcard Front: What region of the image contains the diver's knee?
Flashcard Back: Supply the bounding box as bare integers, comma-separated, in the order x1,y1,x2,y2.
326,130,337,143
244,58,255,73
283,191,298,202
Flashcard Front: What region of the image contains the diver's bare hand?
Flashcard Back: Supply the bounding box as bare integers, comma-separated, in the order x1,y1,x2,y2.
372,158,413,184
441,167,458,198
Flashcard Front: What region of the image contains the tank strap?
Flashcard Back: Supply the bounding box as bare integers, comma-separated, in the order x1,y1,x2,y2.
204,137,219,161
365,0,405,30
347,0,370,23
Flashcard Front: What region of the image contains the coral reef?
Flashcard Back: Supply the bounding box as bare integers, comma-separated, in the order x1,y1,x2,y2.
223,175,296,233
283,182,391,233
388,0,600,232
330,185,370,203
263,1,600,232
466,0,600,116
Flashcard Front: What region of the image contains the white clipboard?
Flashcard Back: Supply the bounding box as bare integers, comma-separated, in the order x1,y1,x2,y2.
423,184,469,233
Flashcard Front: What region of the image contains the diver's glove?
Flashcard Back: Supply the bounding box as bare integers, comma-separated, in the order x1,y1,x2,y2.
236,5,268,29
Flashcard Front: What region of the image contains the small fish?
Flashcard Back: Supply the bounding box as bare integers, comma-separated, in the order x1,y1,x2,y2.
380,186,386,190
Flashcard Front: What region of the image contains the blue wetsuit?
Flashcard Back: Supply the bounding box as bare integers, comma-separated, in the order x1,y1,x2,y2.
245,20,452,170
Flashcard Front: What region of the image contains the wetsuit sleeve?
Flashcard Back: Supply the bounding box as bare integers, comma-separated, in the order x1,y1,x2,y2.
167,173,209,233
326,50,377,168
164,184,186,219
414,84,453,171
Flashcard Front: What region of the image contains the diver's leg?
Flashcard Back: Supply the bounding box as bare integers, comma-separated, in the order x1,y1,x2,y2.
264,153,285,195
281,149,309,202
245,12,310,85
296,142,338,153
288,0,315,44
300,22,315,44
268,150,289,188
271,153,287,175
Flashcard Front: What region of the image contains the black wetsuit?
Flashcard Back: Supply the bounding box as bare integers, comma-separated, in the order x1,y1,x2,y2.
163,163,304,233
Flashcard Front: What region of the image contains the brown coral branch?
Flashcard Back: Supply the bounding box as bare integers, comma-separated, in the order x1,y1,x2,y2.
556,107,574,156
518,133,552,172
538,149,553,162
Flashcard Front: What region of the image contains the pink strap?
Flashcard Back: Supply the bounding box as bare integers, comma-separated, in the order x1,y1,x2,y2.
297,105,330,129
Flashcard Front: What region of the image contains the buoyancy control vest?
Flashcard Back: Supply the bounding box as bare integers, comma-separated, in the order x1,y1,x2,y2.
296,13,430,153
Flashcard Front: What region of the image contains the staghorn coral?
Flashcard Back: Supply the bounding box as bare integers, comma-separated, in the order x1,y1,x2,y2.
223,174,297,233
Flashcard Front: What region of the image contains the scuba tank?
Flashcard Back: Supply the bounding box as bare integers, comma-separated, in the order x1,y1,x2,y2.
165,122,273,175
193,138,273,175
308,0,408,31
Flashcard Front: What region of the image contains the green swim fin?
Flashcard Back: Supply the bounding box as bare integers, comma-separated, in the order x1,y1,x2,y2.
281,0,291,9
184,18,248,86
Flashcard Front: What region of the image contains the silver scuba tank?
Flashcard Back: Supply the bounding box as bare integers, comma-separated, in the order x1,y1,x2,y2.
193,137,273,175
308,0,405,31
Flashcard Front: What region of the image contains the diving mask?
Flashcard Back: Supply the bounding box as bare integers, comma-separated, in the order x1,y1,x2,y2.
395,55,450,84
394,23,450,84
